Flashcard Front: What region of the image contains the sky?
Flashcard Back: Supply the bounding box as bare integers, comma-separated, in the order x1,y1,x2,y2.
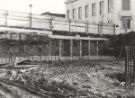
0,0,66,14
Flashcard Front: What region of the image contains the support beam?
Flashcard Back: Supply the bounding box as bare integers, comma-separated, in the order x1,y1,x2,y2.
5,10,8,26
85,21,89,33
113,24,116,35
29,4,33,28
10,33,13,39
70,40,73,57
48,39,52,56
69,19,71,33
59,39,62,57
88,40,91,56
80,40,82,57
96,41,99,56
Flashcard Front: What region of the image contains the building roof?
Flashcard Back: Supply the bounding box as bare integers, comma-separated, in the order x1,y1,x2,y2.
42,12,65,18
65,0,79,4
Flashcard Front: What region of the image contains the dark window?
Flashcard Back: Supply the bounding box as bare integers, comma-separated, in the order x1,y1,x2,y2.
108,0,113,13
85,5,89,18
122,0,130,10
78,7,82,19
67,10,70,18
92,3,96,16
100,1,104,15
122,18,131,29
72,9,76,19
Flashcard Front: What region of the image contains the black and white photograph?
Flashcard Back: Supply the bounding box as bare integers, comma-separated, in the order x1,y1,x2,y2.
0,0,134,98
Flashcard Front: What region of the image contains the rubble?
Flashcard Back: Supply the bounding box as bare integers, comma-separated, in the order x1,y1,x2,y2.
0,60,127,98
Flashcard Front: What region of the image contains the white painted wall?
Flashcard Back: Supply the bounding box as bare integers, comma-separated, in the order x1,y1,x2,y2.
65,0,135,34
65,0,111,23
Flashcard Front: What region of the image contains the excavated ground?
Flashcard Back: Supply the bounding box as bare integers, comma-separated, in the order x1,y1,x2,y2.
0,60,130,98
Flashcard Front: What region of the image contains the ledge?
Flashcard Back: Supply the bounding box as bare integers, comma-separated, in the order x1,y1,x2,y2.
65,0,79,4
48,35,108,41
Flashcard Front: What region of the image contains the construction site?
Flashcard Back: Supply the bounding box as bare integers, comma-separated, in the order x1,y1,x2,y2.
0,9,134,98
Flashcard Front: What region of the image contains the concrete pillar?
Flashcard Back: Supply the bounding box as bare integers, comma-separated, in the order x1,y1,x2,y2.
48,39,52,56
10,33,13,39
88,40,91,56
80,40,82,57
19,33,22,40
59,39,62,57
69,19,71,33
29,4,32,28
70,40,73,57
96,41,99,56
49,17,53,30
5,10,8,26
113,24,116,35
85,21,89,33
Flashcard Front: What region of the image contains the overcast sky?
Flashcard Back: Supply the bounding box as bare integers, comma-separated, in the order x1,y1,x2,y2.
0,0,65,14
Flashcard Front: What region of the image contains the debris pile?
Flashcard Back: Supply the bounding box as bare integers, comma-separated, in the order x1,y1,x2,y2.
0,60,126,98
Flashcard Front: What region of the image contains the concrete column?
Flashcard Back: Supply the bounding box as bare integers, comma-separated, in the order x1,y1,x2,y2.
85,21,89,33
49,18,53,30
5,10,8,26
88,40,91,56
113,24,116,35
48,39,52,56
10,33,13,39
70,40,73,57
69,19,71,33
80,40,82,57
59,39,62,57
29,4,33,28
96,41,99,56
19,33,22,40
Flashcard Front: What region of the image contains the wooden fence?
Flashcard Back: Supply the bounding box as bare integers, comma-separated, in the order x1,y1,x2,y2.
0,56,115,65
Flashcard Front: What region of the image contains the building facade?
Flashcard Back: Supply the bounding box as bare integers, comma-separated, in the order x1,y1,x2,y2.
65,0,135,34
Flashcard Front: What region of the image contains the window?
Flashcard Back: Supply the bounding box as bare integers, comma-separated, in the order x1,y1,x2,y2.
122,18,131,29
127,20,131,29
108,0,113,13
100,1,104,15
122,0,130,10
67,10,70,18
72,9,76,19
92,3,96,16
78,7,82,19
85,5,89,18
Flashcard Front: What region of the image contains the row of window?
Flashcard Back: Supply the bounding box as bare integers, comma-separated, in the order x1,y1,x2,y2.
67,4,89,20
67,0,130,20
67,0,113,20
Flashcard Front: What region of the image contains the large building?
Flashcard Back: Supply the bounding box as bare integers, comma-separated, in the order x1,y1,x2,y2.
65,0,135,34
